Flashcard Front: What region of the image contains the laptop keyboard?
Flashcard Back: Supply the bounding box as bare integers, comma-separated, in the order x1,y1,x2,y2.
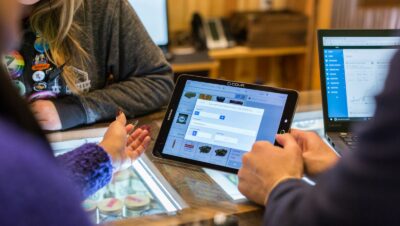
339,133,359,150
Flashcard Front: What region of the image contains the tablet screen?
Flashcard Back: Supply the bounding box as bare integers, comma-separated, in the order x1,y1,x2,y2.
161,80,289,170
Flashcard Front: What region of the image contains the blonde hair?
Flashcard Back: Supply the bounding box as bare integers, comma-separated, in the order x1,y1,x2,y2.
30,0,88,94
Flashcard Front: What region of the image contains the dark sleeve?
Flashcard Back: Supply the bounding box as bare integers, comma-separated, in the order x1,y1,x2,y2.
51,96,87,130
67,0,174,127
263,51,400,226
56,143,113,198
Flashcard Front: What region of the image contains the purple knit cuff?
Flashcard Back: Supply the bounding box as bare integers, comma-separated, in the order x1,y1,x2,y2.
56,143,113,198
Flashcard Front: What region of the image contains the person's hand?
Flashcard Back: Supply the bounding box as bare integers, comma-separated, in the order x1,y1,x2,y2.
99,112,151,172
291,129,339,177
238,134,303,206
30,100,62,131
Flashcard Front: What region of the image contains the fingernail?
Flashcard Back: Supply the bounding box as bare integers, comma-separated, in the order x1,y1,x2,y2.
140,125,151,132
132,120,139,128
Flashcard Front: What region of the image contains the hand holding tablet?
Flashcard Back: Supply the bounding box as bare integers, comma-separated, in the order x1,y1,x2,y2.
153,75,298,173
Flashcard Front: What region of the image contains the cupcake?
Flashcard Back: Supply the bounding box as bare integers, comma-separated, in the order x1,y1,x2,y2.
124,194,150,216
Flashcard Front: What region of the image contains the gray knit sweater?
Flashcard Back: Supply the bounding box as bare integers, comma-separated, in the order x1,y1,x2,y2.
20,0,174,129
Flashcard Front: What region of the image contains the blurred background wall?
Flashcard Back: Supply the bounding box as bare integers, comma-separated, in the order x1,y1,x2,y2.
134,0,398,91
332,0,400,29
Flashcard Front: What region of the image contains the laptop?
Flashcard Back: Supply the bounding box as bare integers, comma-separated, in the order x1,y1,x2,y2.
128,0,173,60
318,30,400,155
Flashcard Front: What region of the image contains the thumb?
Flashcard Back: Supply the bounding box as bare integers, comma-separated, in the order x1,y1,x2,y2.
116,111,127,126
290,129,303,137
276,133,299,151
290,129,307,143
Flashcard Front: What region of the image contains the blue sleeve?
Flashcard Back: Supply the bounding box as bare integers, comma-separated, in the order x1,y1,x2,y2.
263,51,400,226
56,143,113,198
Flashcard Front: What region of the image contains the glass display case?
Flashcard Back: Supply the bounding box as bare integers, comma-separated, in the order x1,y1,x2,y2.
48,109,325,224
51,137,188,224
292,110,324,137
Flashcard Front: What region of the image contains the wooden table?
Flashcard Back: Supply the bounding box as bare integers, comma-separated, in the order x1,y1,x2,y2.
48,91,322,226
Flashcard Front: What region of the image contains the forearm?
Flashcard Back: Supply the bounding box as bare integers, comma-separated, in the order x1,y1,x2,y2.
52,71,173,129
56,143,113,198
264,179,315,226
51,96,87,130
264,157,399,226
79,72,174,124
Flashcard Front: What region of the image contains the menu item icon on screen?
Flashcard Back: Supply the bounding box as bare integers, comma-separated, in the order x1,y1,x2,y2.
184,92,196,99
216,96,226,102
199,146,212,154
177,114,189,124
215,149,228,157
199,94,213,101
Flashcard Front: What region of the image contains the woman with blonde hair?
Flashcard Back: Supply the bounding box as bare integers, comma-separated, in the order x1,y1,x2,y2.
0,0,152,224
6,0,174,130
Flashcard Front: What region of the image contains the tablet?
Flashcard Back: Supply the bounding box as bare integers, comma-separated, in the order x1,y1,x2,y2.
153,75,299,174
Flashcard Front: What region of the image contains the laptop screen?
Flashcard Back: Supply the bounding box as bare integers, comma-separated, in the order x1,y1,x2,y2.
322,35,400,122
128,0,169,47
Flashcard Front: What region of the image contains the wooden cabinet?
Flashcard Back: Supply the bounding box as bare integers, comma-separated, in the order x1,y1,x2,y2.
168,0,261,35
168,0,333,90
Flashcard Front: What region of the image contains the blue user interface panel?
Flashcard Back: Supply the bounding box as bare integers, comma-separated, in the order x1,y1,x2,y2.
162,80,288,169
322,37,400,122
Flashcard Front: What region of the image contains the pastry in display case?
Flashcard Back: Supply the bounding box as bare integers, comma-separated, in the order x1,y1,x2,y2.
97,198,124,222
83,168,167,224
51,135,188,224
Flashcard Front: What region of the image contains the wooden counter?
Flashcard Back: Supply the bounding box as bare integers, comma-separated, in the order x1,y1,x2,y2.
48,91,322,226
170,46,311,90
208,46,308,60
